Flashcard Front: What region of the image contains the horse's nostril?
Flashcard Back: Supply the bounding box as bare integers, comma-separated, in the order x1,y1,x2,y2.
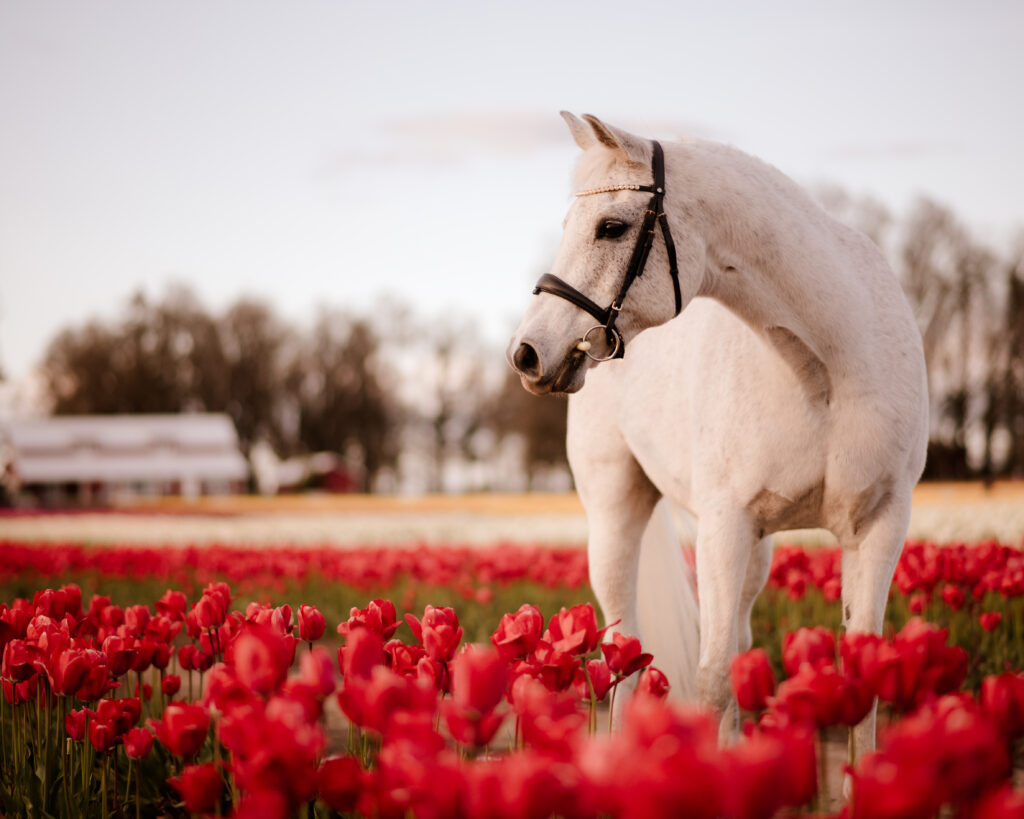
512,342,541,378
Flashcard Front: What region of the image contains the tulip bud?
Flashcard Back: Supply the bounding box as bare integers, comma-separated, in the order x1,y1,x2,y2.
730,648,775,712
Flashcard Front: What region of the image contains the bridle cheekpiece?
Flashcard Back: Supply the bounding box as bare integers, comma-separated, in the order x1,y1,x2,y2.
532,140,682,361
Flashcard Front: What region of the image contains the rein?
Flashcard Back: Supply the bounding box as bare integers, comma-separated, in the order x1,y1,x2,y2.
532,140,681,361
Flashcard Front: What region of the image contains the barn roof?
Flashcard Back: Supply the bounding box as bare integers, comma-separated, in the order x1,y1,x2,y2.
6,414,249,484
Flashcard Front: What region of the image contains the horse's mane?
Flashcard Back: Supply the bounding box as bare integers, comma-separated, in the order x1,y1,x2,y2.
571,137,827,229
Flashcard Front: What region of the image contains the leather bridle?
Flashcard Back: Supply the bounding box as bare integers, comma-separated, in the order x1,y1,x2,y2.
532,140,681,361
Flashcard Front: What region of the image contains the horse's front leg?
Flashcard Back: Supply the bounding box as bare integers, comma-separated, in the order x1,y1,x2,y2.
840,492,912,763
577,455,660,645
694,505,758,741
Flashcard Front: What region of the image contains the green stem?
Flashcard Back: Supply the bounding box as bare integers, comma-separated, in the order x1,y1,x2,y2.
63,696,73,819
0,690,5,780
124,750,133,806
83,712,91,807
136,757,141,819
609,684,619,734
581,663,598,735
101,753,109,819
818,728,830,813
36,688,42,768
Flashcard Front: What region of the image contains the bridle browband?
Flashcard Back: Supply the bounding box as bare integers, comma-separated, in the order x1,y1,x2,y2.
532,140,681,361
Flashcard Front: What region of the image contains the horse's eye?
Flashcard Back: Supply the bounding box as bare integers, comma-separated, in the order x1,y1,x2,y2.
596,219,628,240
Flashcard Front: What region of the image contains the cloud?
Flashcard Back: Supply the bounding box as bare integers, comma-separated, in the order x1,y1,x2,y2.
826,140,964,162
315,110,708,177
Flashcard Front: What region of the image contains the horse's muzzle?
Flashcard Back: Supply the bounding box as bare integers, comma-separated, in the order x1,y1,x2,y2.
508,340,585,395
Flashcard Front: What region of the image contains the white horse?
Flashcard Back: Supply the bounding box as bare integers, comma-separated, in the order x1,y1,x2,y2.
508,113,928,762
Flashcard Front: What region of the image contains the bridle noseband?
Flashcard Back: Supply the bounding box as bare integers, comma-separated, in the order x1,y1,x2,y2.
532,140,681,361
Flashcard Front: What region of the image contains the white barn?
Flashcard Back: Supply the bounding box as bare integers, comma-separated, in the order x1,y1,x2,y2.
5,414,249,504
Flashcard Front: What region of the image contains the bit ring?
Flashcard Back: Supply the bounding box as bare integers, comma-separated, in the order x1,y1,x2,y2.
580,325,621,362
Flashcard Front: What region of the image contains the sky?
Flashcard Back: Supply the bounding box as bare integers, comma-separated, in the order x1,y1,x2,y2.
1,0,1022,386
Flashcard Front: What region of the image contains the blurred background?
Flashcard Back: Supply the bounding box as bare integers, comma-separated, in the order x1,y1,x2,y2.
1,1,1022,506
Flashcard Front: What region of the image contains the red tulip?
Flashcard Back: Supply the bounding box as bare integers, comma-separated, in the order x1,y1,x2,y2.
443,699,507,747
151,702,210,758
48,646,90,697
123,726,154,759
162,674,181,698
339,626,385,680
405,606,463,663
980,672,1024,740
770,663,846,727
193,593,226,630
782,626,836,676
601,632,653,678
940,583,965,611
150,642,172,671
971,784,1024,819
338,599,399,640
66,707,88,741
33,588,68,619
177,643,198,671
637,666,671,699
544,604,610,656
490,603,544,662
384,639,427,677
245,602,294,635
232,625,294,697
979,612,1003,632
415,655,448,692
203,664,259,714
222,705,324,807
1,603,32,643
573,658,613,703
464,749,569,819
61,584,83,619
88,717,117,752
299,645,337,697
316,756,363,813
2,675,37,705
75,650,117,702
580,696,726,819
836,674,875,727
512,675,585,756
722,727,817,819
298,604,326,642
155,589,187,619
529,639,580,692
101,634,137,677
450,645,508,715
849,748,938,819
123,604,151,637
337,665,437,735
2,639,41,682
730,648,776,711
96,696,141,735
170,763,223,814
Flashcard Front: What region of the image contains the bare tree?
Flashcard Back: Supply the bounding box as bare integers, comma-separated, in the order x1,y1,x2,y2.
286,309,400,490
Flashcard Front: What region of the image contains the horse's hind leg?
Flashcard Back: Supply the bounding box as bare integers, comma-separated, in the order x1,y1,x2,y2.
839,491,912,763
737,535,773,654
694,505,759,739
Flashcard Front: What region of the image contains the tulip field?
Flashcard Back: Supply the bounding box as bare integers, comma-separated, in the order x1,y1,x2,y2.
2,508,1024,816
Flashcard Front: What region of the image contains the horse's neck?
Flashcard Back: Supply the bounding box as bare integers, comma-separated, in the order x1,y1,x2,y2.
688,147,881,401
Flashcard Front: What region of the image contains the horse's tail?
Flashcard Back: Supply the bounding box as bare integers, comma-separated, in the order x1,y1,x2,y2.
636,499,699,701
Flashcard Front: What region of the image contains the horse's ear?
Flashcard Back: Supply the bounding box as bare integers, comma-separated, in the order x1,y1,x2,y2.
560,111,596,150
581,114,649,164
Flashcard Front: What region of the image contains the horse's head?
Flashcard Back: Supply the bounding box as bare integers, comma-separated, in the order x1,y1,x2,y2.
508,112,705,395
